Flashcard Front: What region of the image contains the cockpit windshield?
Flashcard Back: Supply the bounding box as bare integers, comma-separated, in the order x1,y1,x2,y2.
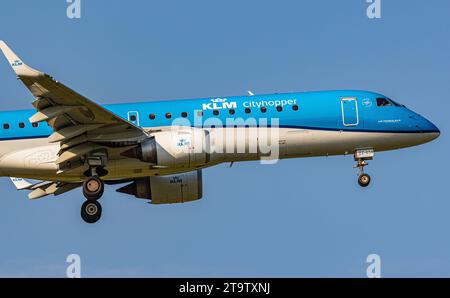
376,97,403,107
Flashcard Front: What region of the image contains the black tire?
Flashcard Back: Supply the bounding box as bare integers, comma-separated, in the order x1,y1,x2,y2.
82,176,104,200
81,200,102,224
358,173,371,187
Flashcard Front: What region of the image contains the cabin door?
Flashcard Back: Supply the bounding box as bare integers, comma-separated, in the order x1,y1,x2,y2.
341,98,359,126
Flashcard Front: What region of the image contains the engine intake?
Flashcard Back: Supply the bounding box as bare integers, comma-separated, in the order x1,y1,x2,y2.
121,128,209,168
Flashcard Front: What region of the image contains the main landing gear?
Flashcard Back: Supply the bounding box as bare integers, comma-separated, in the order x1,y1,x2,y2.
81,200,102,224
82,176,104,200
81,167,105,224
354,149,374,188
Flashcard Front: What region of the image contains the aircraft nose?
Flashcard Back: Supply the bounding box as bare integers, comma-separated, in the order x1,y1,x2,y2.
421,116,439,133
429,122,440,135
418,115,440,142
408,111,439,133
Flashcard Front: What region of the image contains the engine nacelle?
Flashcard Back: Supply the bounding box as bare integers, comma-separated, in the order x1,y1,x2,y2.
121,128,209,168
116,170,203,204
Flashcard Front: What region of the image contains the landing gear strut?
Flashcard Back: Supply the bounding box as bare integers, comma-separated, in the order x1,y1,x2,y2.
354,149,374,188
81,166,106,224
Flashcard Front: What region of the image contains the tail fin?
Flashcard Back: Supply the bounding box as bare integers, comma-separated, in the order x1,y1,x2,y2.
0,41,42,77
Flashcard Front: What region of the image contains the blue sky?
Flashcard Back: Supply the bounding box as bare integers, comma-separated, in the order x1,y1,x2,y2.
0,0,448,277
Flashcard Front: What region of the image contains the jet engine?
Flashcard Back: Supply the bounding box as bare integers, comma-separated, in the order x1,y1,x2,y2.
121,128,209,168
116,170,203,204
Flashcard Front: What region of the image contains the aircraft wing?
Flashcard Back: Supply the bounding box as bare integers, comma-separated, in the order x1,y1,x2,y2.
0,41,149,173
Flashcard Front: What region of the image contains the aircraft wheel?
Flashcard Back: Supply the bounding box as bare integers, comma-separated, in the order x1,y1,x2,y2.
83,176,104,200
81,200,102,224
358,173,371,187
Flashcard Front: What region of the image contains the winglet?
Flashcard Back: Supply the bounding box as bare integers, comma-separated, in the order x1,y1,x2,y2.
0,41,42,77
10,177,33,190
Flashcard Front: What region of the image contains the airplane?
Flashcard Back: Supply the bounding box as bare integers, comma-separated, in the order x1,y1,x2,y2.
0,41,440,224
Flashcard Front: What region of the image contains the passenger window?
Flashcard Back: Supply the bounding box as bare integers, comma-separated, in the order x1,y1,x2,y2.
245,108,251,114
276,106,283,112
376,98,393,107
213,110,219,116
19,122,25,128
32,122,38,127
3,123,9,129
197,111,204,117
261,107,267,113
165,112,172,119
181,112,188,118
229,109,235,115
149,114,156,120
129,115,137,121
292,105,299,111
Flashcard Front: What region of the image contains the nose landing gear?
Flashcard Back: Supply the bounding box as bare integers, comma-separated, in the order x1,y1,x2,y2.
354,149,374,188
358,172,371,187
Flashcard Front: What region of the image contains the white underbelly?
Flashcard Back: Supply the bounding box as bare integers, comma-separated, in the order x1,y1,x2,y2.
0,128,435,181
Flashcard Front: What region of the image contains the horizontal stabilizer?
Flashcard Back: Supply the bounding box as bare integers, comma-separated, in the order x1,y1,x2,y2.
10,177,33,190
10,177,81,199
28,188,48,200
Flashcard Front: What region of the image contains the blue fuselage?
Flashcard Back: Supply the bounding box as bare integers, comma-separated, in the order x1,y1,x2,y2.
0,90,440,140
